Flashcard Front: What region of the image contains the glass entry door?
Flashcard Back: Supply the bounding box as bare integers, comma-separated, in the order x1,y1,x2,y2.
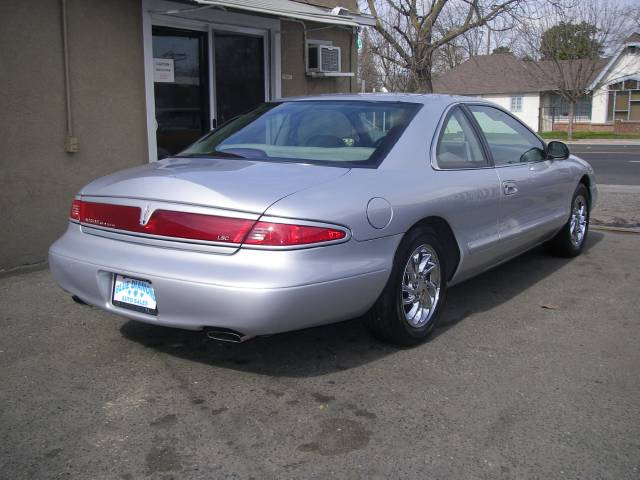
214,33,265,125
152,27,209,159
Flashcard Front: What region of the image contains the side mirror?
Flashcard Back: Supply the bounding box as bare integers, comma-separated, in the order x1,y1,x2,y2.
546,141,570,160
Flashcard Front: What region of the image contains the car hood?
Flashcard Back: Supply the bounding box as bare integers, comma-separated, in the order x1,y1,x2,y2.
80,157,350,214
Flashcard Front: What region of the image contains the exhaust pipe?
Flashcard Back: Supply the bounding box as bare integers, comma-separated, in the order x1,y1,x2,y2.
205,328,249,343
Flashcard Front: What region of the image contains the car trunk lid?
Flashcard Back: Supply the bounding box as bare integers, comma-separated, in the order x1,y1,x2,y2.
77,157,350,253
80,157,349,214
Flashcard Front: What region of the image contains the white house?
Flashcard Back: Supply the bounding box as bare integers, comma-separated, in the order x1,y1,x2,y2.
434,33,640,133
590,33,640,126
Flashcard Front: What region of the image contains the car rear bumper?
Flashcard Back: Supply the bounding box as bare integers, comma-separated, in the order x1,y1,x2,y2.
49,224,399,337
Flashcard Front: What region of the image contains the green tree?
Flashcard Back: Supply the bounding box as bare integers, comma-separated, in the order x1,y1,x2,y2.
540,21,603,60
492,46,512,54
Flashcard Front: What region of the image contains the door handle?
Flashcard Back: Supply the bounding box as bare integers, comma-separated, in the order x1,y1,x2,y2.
503,181,518,196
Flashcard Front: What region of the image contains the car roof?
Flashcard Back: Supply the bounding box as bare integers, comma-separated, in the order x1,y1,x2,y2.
276,92,480,107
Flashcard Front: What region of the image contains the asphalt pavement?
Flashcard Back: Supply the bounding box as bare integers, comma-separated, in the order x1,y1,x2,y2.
1,142,639,479
1,231,639,479
570,144,640,185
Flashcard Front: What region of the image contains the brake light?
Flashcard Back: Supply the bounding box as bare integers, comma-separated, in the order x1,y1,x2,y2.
144,210,254,243
244,221,346,246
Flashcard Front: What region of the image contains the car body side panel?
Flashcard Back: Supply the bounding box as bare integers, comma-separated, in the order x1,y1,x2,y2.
264,166,504,284
493,161,569,256
570,155,598,208
494,156,596,253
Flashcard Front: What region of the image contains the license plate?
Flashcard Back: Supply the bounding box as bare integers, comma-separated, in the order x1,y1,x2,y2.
112,275,157,315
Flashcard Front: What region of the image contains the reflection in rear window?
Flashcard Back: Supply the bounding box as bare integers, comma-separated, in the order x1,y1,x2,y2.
179,101,421,167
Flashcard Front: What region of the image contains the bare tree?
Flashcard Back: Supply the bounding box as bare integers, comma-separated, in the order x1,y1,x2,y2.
432,6,487,72
358,29,384,92
516,0,637,139
360,0,531,92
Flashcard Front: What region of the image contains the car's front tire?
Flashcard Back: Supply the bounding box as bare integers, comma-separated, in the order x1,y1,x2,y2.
547,183,590,257
365,226,447,346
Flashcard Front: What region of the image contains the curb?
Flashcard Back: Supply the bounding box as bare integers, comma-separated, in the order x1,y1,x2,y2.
591,225,640,234
557,140,640,145
0,261,48,279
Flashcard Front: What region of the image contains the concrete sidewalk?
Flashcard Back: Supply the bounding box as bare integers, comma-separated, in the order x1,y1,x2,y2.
548,139,640,145
592,184,640,232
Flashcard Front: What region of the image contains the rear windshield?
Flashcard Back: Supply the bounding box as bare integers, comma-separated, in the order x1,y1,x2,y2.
178,101,421,167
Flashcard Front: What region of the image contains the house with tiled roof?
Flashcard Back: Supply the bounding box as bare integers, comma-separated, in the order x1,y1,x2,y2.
434,33,640,133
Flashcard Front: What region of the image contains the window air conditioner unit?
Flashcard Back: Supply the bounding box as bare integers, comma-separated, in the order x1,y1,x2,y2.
307,42,341,74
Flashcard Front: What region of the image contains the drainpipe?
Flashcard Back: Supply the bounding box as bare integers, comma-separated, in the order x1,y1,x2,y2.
61,0,78,153
281,18,308,75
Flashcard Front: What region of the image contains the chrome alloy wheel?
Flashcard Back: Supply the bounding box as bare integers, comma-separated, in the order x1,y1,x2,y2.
401,244,441,328
569,195,588,248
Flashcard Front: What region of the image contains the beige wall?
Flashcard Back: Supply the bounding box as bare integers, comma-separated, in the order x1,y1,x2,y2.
280,20,356,97
0,0,148,271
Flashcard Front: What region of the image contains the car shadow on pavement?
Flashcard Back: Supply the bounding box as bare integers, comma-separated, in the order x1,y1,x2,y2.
432,231,603,341
120,232,603,378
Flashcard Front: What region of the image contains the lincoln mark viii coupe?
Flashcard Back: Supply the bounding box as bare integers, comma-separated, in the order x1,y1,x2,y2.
49,94,597,346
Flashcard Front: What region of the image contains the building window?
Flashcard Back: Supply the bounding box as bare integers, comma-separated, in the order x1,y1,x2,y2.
547,94,592,122
510,96,523,112
607,79,640,122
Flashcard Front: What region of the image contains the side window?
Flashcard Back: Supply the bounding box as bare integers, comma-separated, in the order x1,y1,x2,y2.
436,108,487,169
469,105,544,166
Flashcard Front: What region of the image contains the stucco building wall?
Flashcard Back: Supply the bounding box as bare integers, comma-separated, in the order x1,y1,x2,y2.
0,0,148,271
280,20,356,97
1,1,361,271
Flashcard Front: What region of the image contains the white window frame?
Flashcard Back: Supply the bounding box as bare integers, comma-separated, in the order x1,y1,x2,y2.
510,96,523,113
141,0,281,162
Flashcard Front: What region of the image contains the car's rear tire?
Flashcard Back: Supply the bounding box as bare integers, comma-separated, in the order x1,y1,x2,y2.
365,226,447,346
546,183,590,257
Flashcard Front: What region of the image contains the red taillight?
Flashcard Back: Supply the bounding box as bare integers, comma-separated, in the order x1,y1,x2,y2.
244,221,346,246
69,199,82,221
79,201,141,231
71,199,138,228
70,200,253,243
70,199,346,247
143,210,254,243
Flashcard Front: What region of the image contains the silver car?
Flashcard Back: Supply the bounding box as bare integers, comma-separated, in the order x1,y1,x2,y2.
49,94,597,346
